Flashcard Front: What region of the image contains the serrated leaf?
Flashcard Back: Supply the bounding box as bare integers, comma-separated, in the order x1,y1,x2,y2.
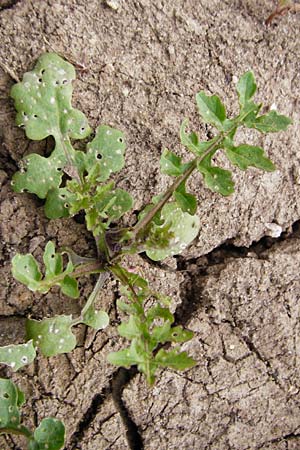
160,149,190,176
26,315,76,357
154,348,196,370
145,202,200,261
85,125,126,182
174,181,197,215
82,306,109,331
61,275,79,299
0,341,36,371
11,53,91,199
225,143,275,171
11,254,42,291
250,110,292,133
236,71,257,108
30,418,65,450
196,92,226,131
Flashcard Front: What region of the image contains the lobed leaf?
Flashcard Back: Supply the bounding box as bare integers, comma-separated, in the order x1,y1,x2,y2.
154,348,196,370
26,315,77,357
180,119,219,156
160,149,191,177
11,52,91,199
248,110,292,133
0,341,36,371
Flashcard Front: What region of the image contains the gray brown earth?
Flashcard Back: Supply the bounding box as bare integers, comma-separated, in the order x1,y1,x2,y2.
0,1,299,449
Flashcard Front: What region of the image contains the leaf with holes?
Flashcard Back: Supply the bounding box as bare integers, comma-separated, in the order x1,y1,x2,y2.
11,52,91,199
0,378,23,431
85,125,126,182
0,341,36,372
26,315,77,357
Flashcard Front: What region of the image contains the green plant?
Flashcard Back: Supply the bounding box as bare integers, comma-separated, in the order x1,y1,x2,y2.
0,53,291,446
0,378,65,449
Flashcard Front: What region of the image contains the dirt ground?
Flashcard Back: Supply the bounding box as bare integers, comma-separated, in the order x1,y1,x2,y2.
0,1,299,449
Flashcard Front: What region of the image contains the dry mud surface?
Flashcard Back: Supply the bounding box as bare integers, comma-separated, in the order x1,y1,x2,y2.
0,1,299,449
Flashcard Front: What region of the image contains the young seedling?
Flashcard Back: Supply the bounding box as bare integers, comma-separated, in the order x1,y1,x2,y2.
0,378,65,449
0,53,291,442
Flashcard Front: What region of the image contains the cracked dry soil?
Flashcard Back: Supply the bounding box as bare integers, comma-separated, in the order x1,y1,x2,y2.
0,1,300,449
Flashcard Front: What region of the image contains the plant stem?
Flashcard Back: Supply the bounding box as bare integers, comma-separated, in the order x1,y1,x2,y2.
131,132,226,238
80,271,110,318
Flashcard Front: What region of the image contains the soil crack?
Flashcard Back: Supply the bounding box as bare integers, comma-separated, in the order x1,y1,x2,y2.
111,367,144,450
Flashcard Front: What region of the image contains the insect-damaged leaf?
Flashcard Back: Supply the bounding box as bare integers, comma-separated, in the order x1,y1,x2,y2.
26,315,77,357
196,92,227,131
0,341,36,371
225,143,275,171
11,53,91,199
236,71,257,109
145,202,200,261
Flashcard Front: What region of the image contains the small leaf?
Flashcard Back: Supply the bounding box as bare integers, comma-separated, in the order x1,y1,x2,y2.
118,316,146,339
44,187,75,219
160,149,190,176
107,345,140,368
174,182,197,215
180,119,219,156
250,110,292,133
0,341,36,371
26,315,76,357
43,242,63,277
82,306,109,331
61,275,79,299
154,348,196,370
225,143,275,171
11,254,42,291
30,418,65,450
197,157,235,196
236,71,257,108
196,92,226,131
145,202,200,261
85,125,126,182
102,188,133,222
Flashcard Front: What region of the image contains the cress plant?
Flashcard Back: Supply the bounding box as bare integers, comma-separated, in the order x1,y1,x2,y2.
0,53,291,448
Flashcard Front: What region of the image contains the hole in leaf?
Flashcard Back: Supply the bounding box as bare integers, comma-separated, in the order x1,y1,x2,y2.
62,79,68,84
41,69,45,75
38,78,42,83
64,203,69,208
33,114,38,119
118,137,123,143
56,167,62,172
96,153,102,160
3,392,9,399
51,254,55,259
